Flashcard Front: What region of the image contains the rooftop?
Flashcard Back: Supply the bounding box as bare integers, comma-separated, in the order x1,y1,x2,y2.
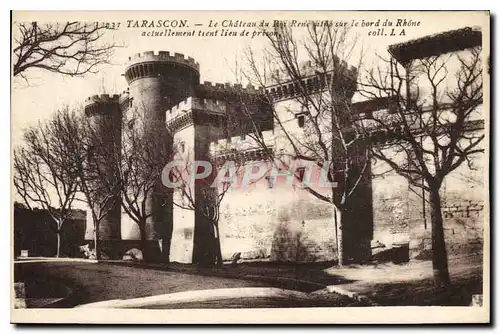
388,27,482,65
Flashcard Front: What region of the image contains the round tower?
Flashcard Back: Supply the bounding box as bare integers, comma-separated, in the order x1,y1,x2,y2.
123,51,199,260
124,51,200,122
83,94,122,245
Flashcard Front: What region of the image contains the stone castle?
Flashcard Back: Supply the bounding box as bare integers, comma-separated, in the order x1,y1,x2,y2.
84,27,485,265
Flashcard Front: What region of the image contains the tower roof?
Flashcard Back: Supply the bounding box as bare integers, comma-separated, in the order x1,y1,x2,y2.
388,27,482,65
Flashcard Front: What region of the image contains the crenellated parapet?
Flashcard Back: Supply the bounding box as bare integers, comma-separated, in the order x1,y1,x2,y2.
298,57,358,79
84,94,121,117
264,58,358,102
127,50,200,71
196,81,264,100
124,51,200,85
209,130,275,166
119,88,132,111
167,96,227,119
165,96,229,134
85,93,121,106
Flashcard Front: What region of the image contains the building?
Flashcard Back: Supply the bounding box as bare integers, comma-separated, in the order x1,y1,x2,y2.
14,203,86,258
366,26,485,260
84,27,485,264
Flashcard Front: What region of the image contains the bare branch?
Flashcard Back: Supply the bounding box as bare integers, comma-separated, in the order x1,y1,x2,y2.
13,21,121,80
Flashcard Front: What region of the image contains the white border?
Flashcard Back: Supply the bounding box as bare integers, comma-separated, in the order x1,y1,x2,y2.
4,2,498,333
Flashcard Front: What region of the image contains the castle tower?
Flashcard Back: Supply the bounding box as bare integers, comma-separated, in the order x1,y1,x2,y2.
84,94,122,247
331,64,374,264
265,61,374,264
124,51,200,122
123,51,200,260
166,97,228,265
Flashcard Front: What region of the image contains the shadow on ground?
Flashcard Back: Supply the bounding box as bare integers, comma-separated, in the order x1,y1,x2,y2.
14,254,483,308
222,261,356,287
13,261,355,308
366,275,483,306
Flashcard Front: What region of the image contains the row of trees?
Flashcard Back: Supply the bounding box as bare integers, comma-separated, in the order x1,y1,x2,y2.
12,20,229,265
13,108,173,260
235,24,484,287
13,20,121,258
13,105,233,264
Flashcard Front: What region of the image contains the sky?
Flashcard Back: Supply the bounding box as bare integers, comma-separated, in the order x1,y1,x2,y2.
11,11,489,149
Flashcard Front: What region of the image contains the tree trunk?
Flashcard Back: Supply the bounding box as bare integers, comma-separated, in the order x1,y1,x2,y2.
56,231,61,258
214,222,223,267
334,207,345,266
161,218,174,264
139,221,148,261
161,238,172,264
429,188,450,287
94,223,101,261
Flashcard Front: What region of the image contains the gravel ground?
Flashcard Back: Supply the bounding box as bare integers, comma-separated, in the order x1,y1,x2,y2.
14,254,483,307
322,254,483,306
14,261,353,308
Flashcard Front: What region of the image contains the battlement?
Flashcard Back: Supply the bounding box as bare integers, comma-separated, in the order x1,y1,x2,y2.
299,57,358,79
127,50,200,72
209,130,275,156
84,94,121,117
199,81,261,93
166,96,229,125
84,94,121,107
264,58,358,102
119,88,132,110
119,88,130,101
196,81,266,101
168,95,227,113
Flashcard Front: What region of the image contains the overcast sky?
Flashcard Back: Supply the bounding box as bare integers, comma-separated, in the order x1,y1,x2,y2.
11,11,489,148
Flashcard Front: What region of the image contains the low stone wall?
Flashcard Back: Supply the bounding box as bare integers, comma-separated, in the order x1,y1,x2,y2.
84,240,163,262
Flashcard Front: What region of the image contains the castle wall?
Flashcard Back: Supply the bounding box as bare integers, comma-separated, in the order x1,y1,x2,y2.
216,144,484,263
370,142,485,260
167,97,228,264
371,146,418,251
217,174,338,262
81,47,485,265
170,125,196,263
204,87,376,263
15,206,87,258
209,108,351,264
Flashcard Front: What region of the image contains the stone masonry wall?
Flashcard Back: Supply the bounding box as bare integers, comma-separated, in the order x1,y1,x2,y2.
217,165,338,263
371,145,485,259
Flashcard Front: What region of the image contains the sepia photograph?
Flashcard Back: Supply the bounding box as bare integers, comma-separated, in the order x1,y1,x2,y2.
10,10,490,324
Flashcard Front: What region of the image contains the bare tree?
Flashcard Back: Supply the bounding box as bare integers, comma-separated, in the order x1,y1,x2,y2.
359,46,484,286
12,21,119,81
168,149,242,267
118,110,173,259
68,110,122,260
13,109,80,257
240,24,369,265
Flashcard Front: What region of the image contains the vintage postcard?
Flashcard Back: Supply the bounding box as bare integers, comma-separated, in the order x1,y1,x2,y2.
11,10,490,324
